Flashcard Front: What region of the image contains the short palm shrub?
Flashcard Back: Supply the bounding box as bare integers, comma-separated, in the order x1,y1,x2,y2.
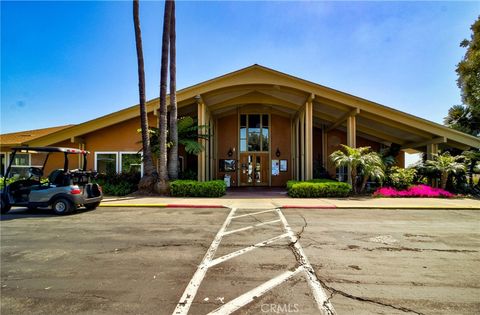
170,180,226,197
287,180,351,198
386,167,417,190
425,152,466,190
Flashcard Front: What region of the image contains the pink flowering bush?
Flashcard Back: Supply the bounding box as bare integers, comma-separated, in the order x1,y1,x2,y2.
373,185,455,198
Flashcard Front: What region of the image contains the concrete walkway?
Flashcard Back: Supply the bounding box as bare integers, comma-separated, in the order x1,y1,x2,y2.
100,195,480,209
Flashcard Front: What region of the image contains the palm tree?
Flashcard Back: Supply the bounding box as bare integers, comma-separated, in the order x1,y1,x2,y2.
168,0,178,180
359,152,385,193
155,0,173,194
133,0,157,193
330,145,373,193
425,152,466,190
463,149,480,188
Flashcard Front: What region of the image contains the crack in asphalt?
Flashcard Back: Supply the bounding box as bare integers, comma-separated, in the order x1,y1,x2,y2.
285,214,425,315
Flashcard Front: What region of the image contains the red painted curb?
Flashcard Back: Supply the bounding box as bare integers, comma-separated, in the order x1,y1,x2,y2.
281,205,337,209
165,204,227,209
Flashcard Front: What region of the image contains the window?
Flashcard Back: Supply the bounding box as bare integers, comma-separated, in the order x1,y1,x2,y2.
0,153,5,176
120,152,142,174
10,153,30,178
95,152,118,175
240,114,269,152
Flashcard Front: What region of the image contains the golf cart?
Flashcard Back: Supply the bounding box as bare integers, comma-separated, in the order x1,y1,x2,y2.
1,147,103,215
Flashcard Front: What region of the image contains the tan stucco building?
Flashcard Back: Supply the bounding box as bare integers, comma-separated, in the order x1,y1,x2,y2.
1,65,479,187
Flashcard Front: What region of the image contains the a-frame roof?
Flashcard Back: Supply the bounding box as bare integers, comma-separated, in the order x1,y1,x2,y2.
9,64,480,149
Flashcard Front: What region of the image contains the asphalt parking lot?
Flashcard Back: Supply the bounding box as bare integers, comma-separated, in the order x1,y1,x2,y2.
1,206,479,315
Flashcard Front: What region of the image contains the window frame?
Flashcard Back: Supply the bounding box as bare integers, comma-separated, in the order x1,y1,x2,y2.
239,113,270,153
119,151,143,175
94,151,119,174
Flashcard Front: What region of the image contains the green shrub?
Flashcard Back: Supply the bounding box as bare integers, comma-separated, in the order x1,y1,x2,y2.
287,180,351,198
95,172,140,196
286,179,337,192
170,180,226,197
386,167,417,190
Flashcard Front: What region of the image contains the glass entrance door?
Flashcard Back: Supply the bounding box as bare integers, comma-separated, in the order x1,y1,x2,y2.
239,153,269,186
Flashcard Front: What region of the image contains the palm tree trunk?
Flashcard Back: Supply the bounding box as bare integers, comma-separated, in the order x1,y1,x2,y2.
441,171,448,190
133,0,157,193
167,0,178,180
155,0,173,194
351,169,357,194
360,175,369,193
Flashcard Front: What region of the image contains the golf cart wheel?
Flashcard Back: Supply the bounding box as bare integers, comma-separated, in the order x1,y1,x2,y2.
85,202,100,210
52,198,73,215
1,198,11,214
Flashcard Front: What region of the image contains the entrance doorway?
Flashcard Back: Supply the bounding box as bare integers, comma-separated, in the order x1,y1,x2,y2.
239,153,269,186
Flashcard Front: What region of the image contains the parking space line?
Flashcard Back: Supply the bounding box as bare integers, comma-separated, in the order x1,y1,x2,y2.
231,209,276,219
173,207,237,315
207,266,303,315
275,208,336,315
208,233,290,267
222,219,281,236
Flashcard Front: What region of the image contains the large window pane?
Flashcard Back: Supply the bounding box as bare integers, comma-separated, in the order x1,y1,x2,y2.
13,154,29,166
97,154,117,175
248,132,261,151
240,115,246,127
121,153,142,174
248,114,260,131
261,128,269,151
240,138,247,152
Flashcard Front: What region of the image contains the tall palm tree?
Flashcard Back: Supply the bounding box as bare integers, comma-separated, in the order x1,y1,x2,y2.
133,0,157,193
155,0,173,194
425,152,466,190
168,0,178,180
330,145,376,193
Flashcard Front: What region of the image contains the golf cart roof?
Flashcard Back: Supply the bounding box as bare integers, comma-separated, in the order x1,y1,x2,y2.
12,146,90,154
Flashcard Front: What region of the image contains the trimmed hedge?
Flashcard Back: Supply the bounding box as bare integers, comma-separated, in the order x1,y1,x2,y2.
287,179,351,198
170,180,226,197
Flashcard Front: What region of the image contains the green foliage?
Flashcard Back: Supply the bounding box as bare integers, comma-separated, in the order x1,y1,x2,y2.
287,179,351,198
179,168,197,180
0,177,19,189
170,180,226,197
425,152,466,190
386,166,417,190
444,16,480,136
95,172,141,196
330,145,385,193
144,116,210,156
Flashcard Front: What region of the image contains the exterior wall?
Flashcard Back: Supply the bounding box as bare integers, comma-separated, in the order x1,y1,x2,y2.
271,114,291,187
216,114,238,185
83,113,156,171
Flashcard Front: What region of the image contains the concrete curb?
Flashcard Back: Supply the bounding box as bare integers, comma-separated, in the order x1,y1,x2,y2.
99,203,480,210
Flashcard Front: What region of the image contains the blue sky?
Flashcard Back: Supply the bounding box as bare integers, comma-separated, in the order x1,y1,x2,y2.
1,1,479,135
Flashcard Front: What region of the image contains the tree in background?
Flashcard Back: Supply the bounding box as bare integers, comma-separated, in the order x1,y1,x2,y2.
168,0,178,180
133,0,158,193
444,16,480,137
155,0,173,194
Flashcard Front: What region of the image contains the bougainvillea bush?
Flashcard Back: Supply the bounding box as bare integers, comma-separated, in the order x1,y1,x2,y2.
373,185,455,198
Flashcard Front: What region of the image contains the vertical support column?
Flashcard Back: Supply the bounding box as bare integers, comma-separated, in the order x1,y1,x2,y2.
346,114,356,185
291,118,295,180
205,109,210,181
295,116,300,180
197,97,206,182
305,94,314,180
322,127,328,170
299,109,305,181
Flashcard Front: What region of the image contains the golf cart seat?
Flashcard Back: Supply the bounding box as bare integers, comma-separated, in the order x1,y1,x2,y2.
48,169,69,186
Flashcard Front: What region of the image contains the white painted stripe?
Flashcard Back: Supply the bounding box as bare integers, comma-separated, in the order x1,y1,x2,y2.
173,207,237,315
275,208,336,315
207,267,303,315
231,209,276,219
222,219,281,236
208,233,290,267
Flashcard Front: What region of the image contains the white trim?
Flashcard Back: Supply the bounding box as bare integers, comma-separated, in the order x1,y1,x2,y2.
94,151,119,173
119,151,144,175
